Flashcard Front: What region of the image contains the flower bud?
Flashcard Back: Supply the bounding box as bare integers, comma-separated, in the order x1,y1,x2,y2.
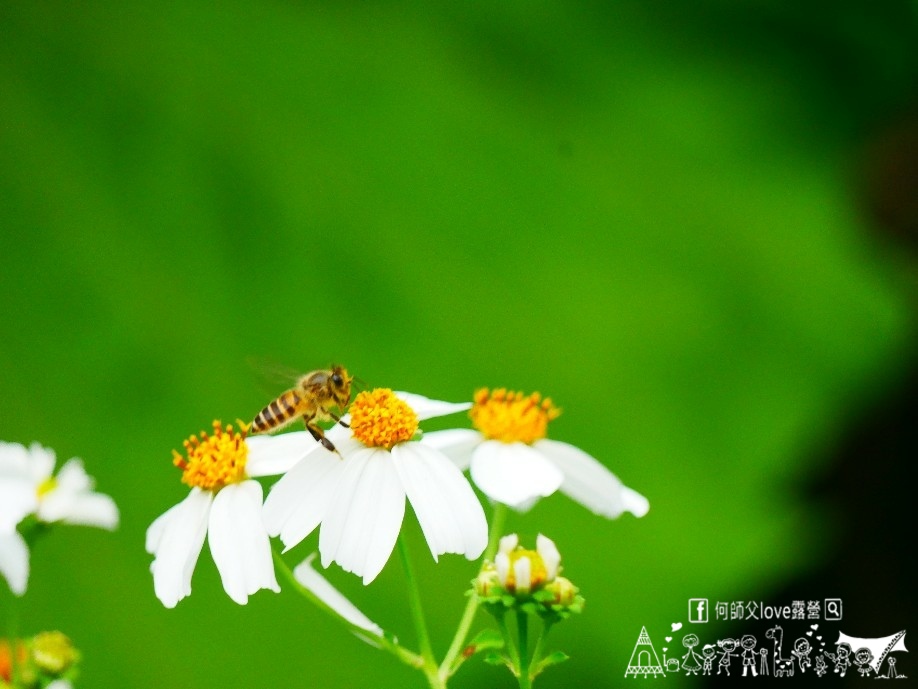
31,631,78,675
474,565,502,598
542,576,579,607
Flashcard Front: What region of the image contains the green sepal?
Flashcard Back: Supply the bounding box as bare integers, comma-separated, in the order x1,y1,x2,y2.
534,593,585,622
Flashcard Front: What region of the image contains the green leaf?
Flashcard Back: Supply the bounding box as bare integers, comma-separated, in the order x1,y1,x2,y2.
465,628,505,654
533,651,570,676
483,651,511,667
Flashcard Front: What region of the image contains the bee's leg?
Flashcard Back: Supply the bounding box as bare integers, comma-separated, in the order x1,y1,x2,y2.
305,420,340,456
328,411,350,428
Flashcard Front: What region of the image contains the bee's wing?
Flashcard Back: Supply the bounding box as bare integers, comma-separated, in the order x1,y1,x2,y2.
350,375,368,395
246,356,303,396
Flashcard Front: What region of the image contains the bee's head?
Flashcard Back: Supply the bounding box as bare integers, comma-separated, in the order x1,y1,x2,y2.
329,365,353,406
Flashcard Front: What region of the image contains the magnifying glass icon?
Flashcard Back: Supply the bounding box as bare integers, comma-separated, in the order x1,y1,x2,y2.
825,599,842,620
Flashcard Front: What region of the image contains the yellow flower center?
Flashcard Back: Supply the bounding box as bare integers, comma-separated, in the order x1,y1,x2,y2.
504,549,549,592
349,388,419,450
36,476,57,499
470,388,560,444
173,421,247,491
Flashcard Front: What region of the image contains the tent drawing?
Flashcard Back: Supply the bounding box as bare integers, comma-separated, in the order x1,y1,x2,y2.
625,626,666,678
835,630,907,674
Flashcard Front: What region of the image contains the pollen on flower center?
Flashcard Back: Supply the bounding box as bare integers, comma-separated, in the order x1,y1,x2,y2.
173,421,247,491
470,388,560,444
349,388,419,450
503,549,549,592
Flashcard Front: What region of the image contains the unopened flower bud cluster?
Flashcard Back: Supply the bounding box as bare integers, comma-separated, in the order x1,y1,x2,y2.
0,631,80,688
475,534,584,618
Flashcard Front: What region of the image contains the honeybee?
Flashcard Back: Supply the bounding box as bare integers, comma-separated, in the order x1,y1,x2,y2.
249,365,353,453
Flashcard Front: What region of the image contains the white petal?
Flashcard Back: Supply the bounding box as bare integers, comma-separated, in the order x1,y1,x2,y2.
536,534,561,580
262,450,345,549
323,424,362,450
0,530,29,595
293,553,383,637
246,432,325,477
319,448,405,585
394,391,472,421
146,489,212,608
0,478,36,533
513,496,540,513
393,443,487,561
53,458,92,493
514,556,532,594
45,681,73,689
145,500,177,554
208,481,280,605
59,492,119,530
618,486,650,517
418,429,482,471
469,441,564,509
0,441,30,475
495,552,510,586
535,439,649,518
25,443,56,484
498,533,519,555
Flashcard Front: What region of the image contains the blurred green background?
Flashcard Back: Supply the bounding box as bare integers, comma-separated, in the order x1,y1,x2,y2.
1,1,916,687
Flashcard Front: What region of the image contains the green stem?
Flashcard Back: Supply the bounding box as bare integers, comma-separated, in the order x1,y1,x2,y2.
438,502,509,679
271,548,423,670
529,618,554,676
484,503,509,561
4,584,21,689
397,535,445,689
516,611,532,689
438,591,479,679
495,611,519,670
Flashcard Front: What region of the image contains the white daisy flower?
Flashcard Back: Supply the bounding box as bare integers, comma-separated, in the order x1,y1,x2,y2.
262,389,488,585
422,388,649,517
145,421,299,608
0,441,118,596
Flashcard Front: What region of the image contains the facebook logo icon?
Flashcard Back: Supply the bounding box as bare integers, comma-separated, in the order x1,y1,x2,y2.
689,598,709,623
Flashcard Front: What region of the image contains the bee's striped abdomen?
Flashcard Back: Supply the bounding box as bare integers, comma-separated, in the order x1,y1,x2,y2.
250,390,301,433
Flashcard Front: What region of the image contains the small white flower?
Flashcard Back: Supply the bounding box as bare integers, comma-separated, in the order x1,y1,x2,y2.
145,422,299,608
423,388,649,517
263,389,488,584
493,532,561,593
0,441,118,596
293,553,383,638
479,533,582,609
